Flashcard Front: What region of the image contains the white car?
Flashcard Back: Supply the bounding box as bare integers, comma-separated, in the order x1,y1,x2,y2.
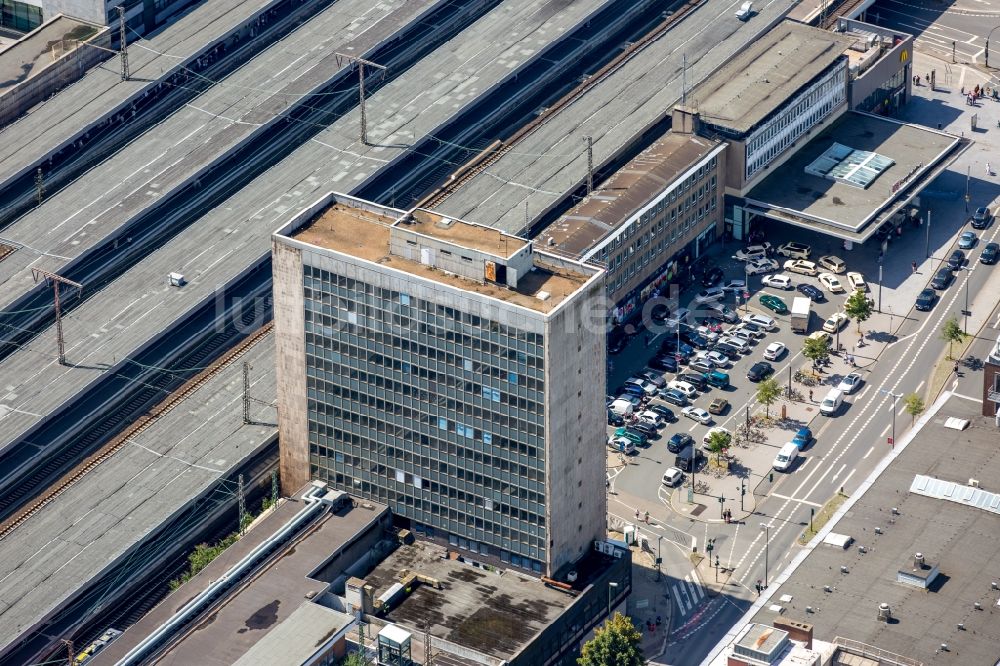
727,328,756,345
668,380,698,397
777,242,812,259
702,426,731,446
818,272,845,293
745,258,779,275
720,279,747,293
784,259,818,276
763,341,786,360
682,406,713,425
705,350,730,367
662,467,685,486
638,410,664,427
742,313,776,330
822,311,849,333
817,255,847,274
695,287,726,304
732,243,771,261
846,272,868,292
718,336,751,353
837,372,864,394
761,273,792,289
695,325,720,342
608,436,636,455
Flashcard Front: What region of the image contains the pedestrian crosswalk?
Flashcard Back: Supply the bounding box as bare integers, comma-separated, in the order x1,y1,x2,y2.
673,572,706,617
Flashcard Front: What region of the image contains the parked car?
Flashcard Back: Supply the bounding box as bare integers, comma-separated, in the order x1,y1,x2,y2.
875,221,895,242
807,330,831,347
837,372,863,394
608,436,637,455
746,257,779,275
640,370,666,388
822,312,848,333
818,273,845,293
662,467,685,487
667,432,694,453
682,406,713,425
648,404,676,422
735,0,754,20
705,302,740,323
958,231,978,249
720,279,747,294
759,293,788,314
777,242,812,259
708,397,729,415
732,244,771,261
784,259,818,276
718,336,751,353
614,427,647,446
608,410,625,426
791,427,812,450
972,206,992,229
695,287,726,304
763,341,786,360
660,388,689,406
705,370,730,388
625,377,658,396
711,342,742,360
746,361,774,382
773,442,798,472
732,322,766,338
668,379,698,397
705,350,730,367
742,313,776,330
762,273,793,289
689,359,715,374
629,421,658,440
981,242,999,265
947,249,965,270
931,267,953,290
702,267,724,286
678,373,709,391
914,288,937,310
796,283,825,301
649,355,679,372
817,255,846,274
846,271,867,292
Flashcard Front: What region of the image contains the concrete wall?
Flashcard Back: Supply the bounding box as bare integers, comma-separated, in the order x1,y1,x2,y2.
543,279,607,577
43,0,106,26
0,19,110,129
272,237,310,494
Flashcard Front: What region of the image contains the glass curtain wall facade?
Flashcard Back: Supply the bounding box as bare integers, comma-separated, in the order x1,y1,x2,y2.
1,0,42,31
302,265,549,573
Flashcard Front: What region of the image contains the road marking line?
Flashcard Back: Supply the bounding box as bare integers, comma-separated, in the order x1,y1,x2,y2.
832,463,846,481
952,392,983,403
862,445,875,460
769,493,822,507
840,468,857,489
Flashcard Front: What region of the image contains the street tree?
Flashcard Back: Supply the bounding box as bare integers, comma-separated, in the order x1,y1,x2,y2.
844,289,873,334
940,317,966,360
705,429,732,464
802,336,830,369
903,393,925,426
756,378,781,418
578,612,644,666
340,653,367,666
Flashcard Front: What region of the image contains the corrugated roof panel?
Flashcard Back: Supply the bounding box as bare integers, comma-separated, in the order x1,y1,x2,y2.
910,474,1000,516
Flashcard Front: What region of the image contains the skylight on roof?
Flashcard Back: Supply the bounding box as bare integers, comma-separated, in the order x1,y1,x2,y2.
805,142,895,189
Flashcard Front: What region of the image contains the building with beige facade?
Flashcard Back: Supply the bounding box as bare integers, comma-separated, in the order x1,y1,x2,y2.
271,192,607,577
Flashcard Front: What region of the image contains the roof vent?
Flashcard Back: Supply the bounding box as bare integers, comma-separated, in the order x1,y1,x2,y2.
877,602,891,622
840,566,849,574
547,237,555,246
874,526,883,534
969,478,980,488
914,552,924,567
536,291,551,302
437,217,455,228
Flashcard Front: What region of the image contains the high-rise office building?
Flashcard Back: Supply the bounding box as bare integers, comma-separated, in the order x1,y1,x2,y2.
272,193,607,576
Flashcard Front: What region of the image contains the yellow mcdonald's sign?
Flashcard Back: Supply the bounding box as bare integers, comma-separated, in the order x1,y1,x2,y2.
900,49,909,63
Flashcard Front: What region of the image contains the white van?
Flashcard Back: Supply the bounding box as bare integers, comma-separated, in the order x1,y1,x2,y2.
820,389,844,416
610,399,634,417
773,442,799,472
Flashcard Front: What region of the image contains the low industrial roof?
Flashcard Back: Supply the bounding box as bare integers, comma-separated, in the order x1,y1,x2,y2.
232,603,353,666
0,15,104,96
363,539,575,661
96,492,389,666
744,112,963,241
539,132,722,258
290,200,597,314
684,21,852,136
749,393,1000,665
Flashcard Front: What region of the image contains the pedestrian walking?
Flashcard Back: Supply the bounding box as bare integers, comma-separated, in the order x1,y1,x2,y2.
911,261,917,273
644,510,650,524
988,162,993,176
809,389,814,402
635,507,640,521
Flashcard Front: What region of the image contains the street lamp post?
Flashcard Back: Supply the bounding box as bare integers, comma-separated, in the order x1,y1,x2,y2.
958,267,972,333
607,581,619,617
878,388,902,449
877,263,883,313
925,210,932,258
966,165,971,213
760,523,770,589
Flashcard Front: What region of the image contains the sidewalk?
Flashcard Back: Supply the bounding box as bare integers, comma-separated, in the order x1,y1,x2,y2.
612,533,675,658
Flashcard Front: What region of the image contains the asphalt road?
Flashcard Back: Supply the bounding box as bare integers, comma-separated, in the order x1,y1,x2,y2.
867,0,1000,66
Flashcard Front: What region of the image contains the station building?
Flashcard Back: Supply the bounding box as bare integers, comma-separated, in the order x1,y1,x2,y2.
2,0,198,37
272,193,608,578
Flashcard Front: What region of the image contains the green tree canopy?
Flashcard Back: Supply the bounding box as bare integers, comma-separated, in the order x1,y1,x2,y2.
844,289,873,333
903,393,925,425
705,429,732,463
578,612,644,666
756,378,781,418
802,336,830,368
940,317,966,360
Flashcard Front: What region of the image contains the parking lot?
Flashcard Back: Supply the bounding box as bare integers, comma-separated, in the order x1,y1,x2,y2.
603,205,983,529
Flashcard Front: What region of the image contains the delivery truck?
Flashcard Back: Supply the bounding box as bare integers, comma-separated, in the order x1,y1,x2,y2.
790,297,811,334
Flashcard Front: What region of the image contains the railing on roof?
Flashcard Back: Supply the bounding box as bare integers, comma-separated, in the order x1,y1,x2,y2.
832,637,924,666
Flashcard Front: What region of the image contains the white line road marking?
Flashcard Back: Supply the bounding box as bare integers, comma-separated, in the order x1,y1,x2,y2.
841,468,857,489
770,493,822,507
862,445,875,460
916,380,925,393
952,392,984,403
832,463,846,481
727,521,741,568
